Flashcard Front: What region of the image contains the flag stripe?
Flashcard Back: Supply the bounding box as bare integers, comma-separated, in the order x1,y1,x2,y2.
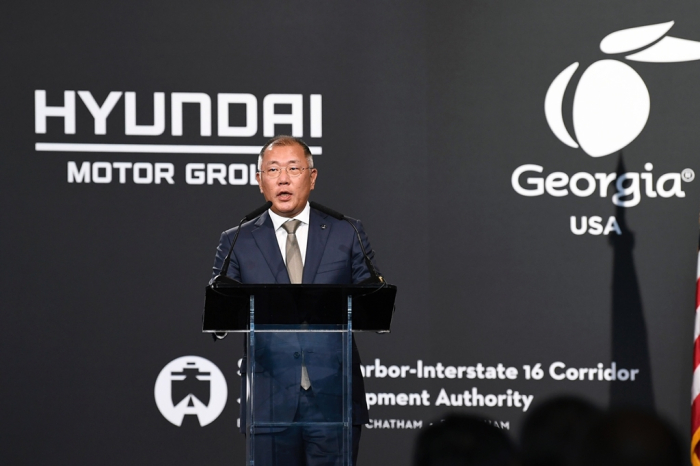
693,386,700,432
693,362,700,405
692,424,700,466
691,241,700,466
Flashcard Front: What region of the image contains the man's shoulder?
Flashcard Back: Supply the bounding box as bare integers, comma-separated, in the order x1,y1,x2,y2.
222,211,270,237
309,207,363,225
220,207,364,237
310,209,369,239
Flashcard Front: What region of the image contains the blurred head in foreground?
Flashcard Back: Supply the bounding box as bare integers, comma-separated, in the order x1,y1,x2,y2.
414,414,518,466
520,396,602,466
574,409,683,466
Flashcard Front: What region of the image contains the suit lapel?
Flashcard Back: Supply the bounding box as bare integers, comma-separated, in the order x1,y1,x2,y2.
251,212,290,283
303,209,330,284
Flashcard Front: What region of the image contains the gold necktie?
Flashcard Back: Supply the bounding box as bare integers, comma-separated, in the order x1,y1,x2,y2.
282,220,310,389
282,220,303,284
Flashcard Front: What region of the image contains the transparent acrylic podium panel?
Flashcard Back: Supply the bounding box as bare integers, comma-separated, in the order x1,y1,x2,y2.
245,296,353,466
203,283,396,465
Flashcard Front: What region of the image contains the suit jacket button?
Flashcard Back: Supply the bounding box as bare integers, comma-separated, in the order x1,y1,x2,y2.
294,352,300,359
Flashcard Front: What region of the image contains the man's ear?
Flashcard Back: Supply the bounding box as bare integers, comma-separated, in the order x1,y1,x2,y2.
255,172,263,193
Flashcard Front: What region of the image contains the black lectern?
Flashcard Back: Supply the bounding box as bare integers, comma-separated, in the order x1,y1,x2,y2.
203,283,396,466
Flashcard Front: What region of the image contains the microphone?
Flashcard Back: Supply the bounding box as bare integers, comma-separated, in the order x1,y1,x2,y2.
242,201,274,222
208,201,272,341
213,201,273,285
309,202,344,220
310,202,384,284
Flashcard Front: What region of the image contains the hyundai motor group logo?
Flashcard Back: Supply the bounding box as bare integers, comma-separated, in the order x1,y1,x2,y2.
154,356,227,427
33,91,323,185
545,21,700,157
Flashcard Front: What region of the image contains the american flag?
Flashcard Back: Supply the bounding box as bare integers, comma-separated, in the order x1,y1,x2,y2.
692,233,700,466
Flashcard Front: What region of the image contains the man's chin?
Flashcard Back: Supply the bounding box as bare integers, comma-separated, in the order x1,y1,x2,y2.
271,202,298,218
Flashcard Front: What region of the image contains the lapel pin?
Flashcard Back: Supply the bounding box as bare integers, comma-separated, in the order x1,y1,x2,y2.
321,224,327,229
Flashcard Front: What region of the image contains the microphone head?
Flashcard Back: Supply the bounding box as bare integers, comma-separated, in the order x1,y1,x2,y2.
243,201,273,221
309,201,345,220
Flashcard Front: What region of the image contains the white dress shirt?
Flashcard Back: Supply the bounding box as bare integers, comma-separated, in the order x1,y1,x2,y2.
267,202,310,265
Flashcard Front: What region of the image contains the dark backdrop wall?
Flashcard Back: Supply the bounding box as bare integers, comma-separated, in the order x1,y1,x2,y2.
2,1,699,464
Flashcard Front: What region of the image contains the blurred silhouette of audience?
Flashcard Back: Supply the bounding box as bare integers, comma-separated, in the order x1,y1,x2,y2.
520,396,602,466
413,414,518,466
573,408,684,466
414,397,685,466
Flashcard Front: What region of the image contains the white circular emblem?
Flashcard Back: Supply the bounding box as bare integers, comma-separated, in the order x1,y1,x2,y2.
545,59,650,158
154,355,228,427
544,21,700,157
573,59,650,157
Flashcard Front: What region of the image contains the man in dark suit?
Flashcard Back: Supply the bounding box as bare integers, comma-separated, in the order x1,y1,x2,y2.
211,135,376,465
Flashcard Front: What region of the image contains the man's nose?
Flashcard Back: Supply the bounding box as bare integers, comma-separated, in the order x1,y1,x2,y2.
277,168,291,183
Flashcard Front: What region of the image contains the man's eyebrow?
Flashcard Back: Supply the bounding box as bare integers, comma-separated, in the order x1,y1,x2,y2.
264,159,301,165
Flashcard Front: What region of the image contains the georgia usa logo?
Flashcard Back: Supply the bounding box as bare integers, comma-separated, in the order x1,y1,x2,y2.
545,21,700,157
512,21,699,235
154,356,227,427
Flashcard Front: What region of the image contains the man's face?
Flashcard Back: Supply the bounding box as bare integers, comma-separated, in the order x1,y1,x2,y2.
256,143,317,218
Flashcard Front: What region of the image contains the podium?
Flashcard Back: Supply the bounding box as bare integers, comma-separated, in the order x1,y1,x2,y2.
203,282,396,466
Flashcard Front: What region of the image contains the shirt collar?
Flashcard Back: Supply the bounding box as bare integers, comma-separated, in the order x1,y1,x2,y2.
268,202,311,231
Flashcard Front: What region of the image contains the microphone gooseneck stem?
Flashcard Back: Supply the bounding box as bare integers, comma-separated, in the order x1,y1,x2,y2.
218,201,272,279
310,201,384,283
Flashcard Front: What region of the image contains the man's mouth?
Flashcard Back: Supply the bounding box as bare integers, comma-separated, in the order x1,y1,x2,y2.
277,191,292,201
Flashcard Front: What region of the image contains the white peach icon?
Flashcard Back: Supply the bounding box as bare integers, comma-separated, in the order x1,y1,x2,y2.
545,21,700,157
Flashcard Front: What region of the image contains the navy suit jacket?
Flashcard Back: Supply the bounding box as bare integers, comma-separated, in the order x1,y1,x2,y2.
212,207,375,428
